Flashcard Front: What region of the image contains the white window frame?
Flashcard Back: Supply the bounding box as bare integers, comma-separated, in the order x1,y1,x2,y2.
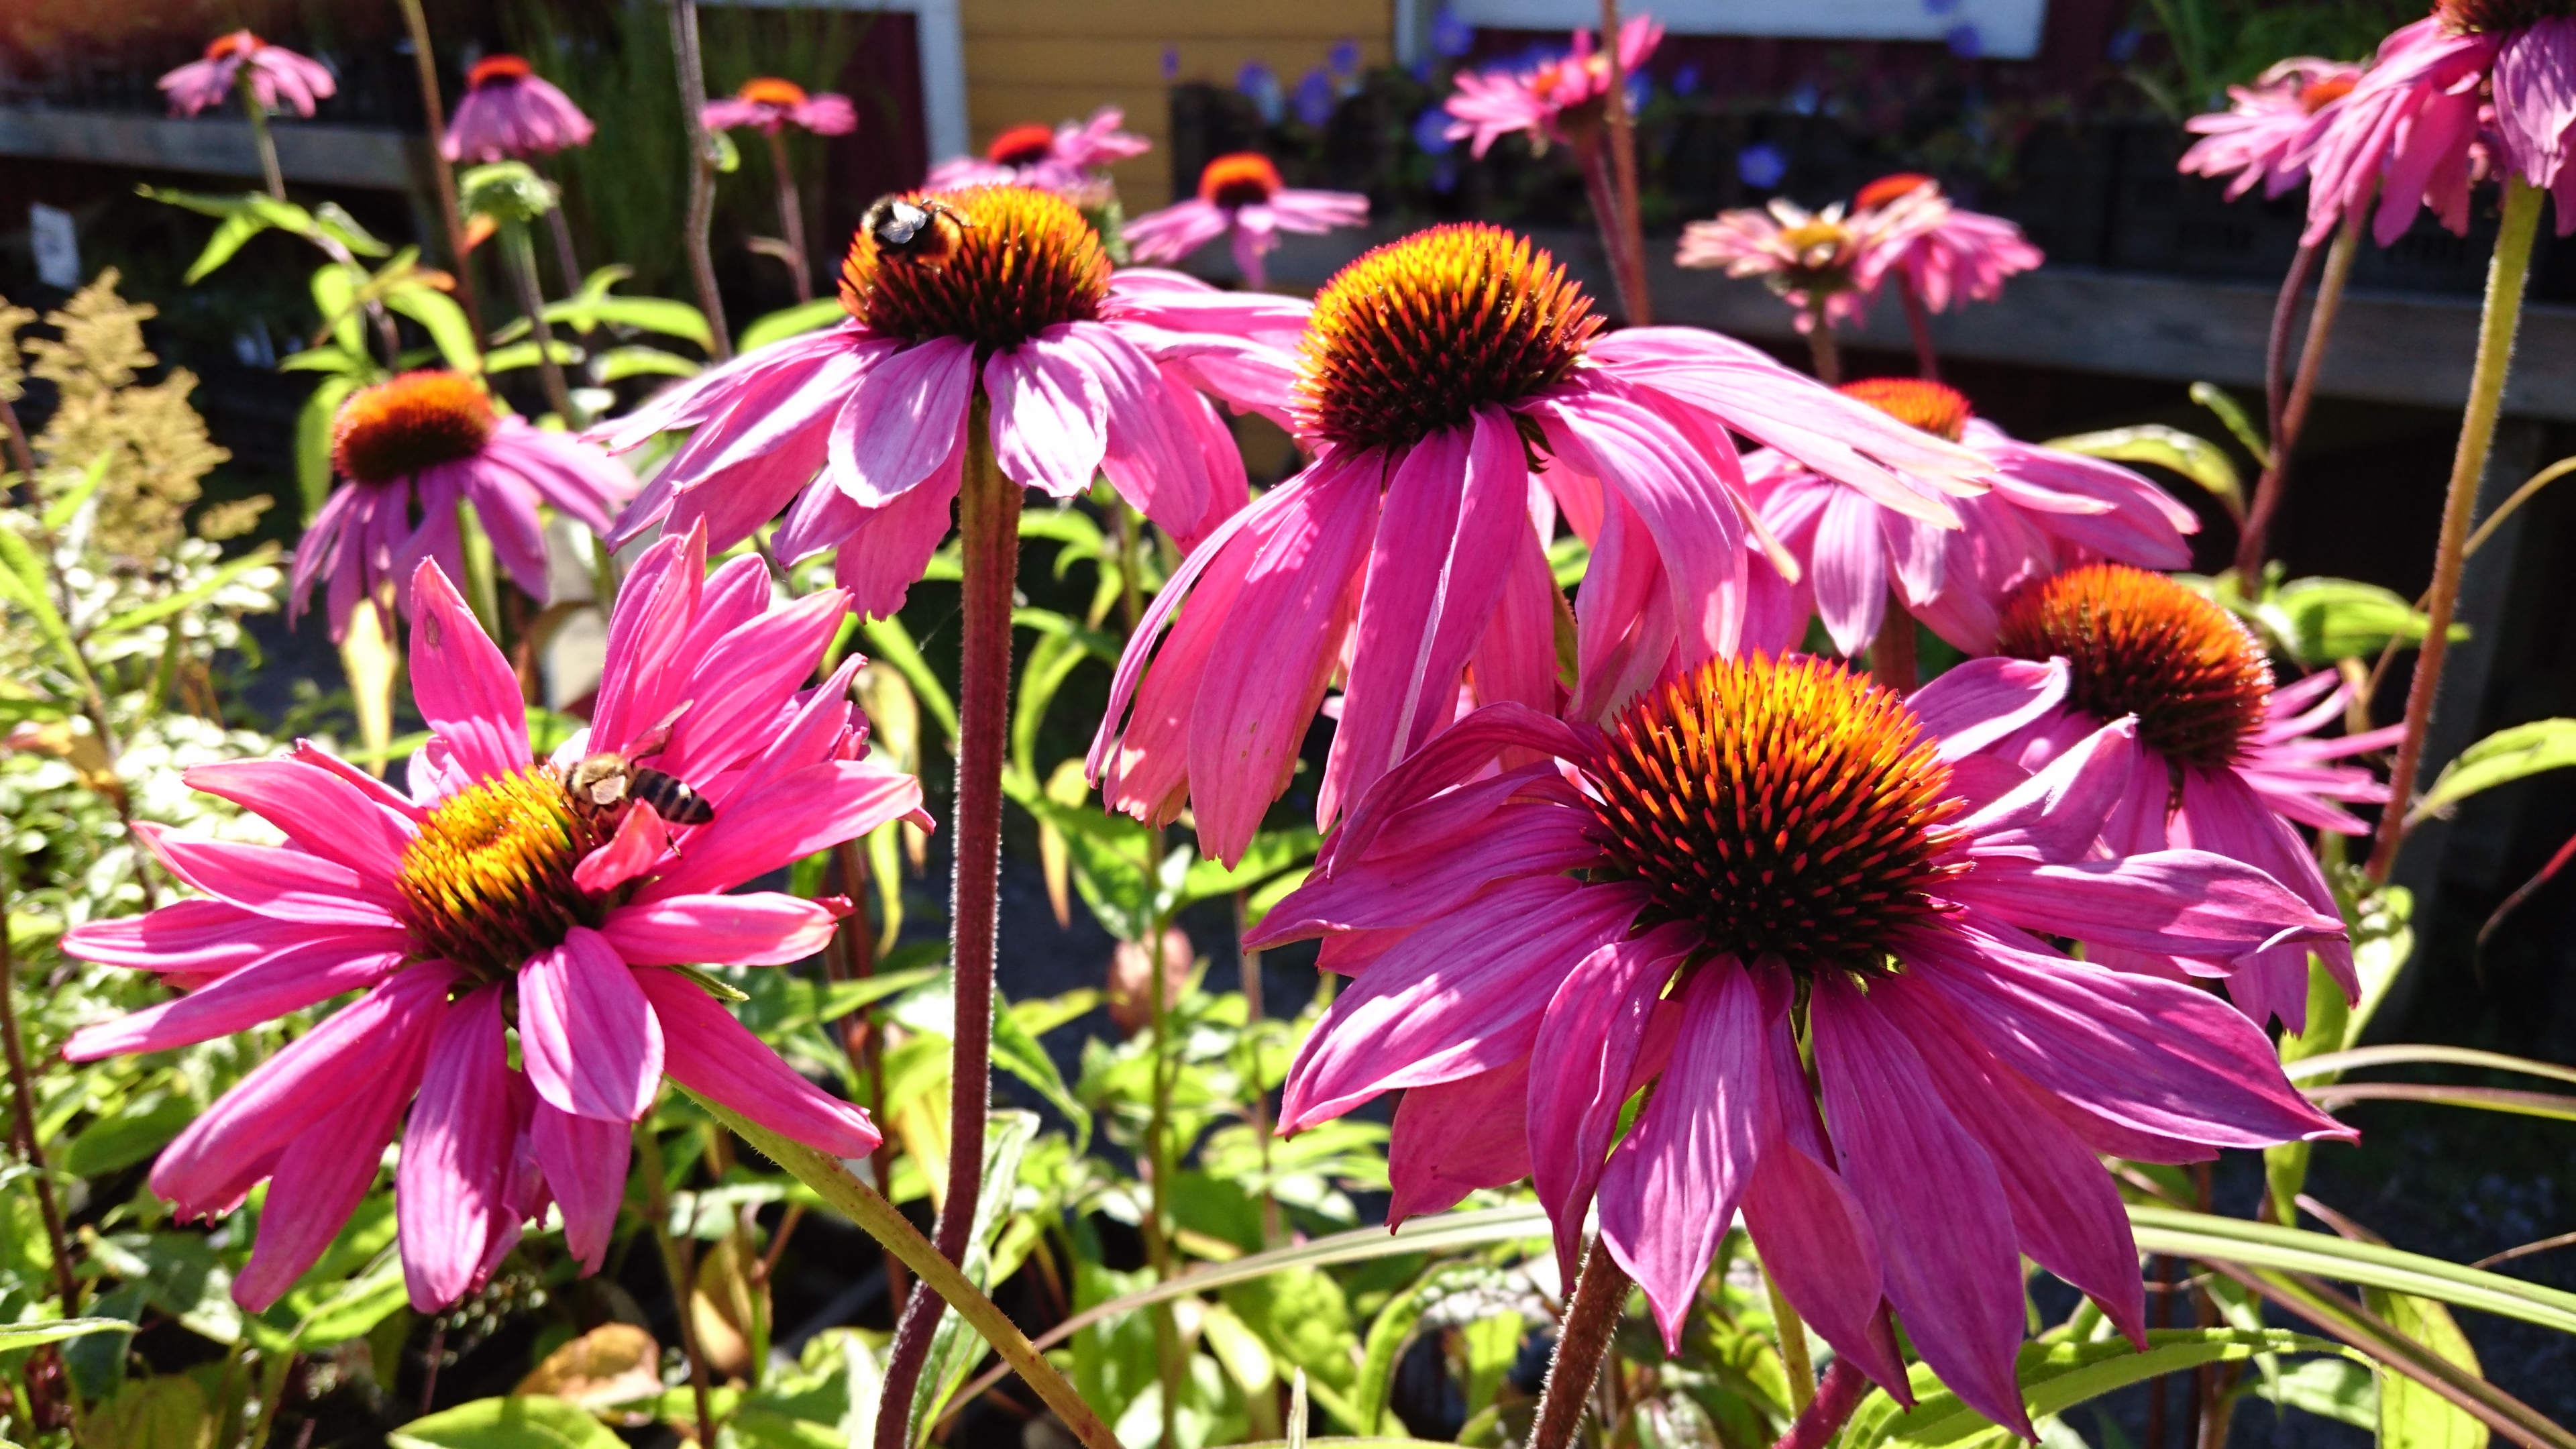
700,0,970,164
1443,0,2049,61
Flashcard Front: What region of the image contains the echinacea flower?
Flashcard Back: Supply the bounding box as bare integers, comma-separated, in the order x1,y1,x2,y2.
1975,562,2402,1032
443,54,597,162
702,77,859,137
1088,223,1988,863
1746,378,2198,657
1847,174,2045,313
1250,652,2351,1433
924,108,1151,204
1674,191,1942,331
2178,58,2364,201
160,30,335,118
592,186,1299,614
63,532,923,1312
1442,15,1662,156
291,372,635,642
1126,152,1369,288
2299,3,2526,245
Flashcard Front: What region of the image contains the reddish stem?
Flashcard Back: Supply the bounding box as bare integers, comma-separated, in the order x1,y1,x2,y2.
1895,272,1940,381
1531,1244,1633,1449
1773,1359,1869,1449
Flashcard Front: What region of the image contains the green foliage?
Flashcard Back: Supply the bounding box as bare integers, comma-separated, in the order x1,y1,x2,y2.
2415,718,2576,822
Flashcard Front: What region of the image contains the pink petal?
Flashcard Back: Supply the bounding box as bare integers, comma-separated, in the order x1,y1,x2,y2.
406,561,532,781
637,761,926,901
1529,924,1697,1285
1741,1135,1910,1400
637,967,879,1155
1810,488,1888,657
137,826,398,928
832,455,965,620
1954,716,2139,860
232,1040,425,1311
66,932,407,1059
532,1102,629,1274
182,757,415,888
604,893,844,966
519,927,664,1123
1948,849,2345,963
396,985,525,1310
658,590,853,781
590,525,708,757
61,898,293,983
1319,702,1597,873
831,337,977,505
985,328,1110,498
1907,657,2070,761
573,802,672,894
1388,1059,1534,1223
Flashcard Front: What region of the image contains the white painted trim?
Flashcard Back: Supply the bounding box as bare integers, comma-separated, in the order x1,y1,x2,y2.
1448,0,2048,61
702,0,971,165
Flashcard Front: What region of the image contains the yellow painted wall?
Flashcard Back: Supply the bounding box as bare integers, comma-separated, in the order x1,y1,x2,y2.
960,0,1395,210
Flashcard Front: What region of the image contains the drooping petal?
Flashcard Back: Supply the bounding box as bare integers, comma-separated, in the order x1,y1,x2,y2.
1529,923,1696,1285
519,927,665,1124
531,1102,630,1274
831,337,978,504
1810,488,1889,657
232,1031,427,1311
396,986,525,1310
638,968,880,1156
1388,1059,1534,1224
1907,657,2069,761
985,327,1110,498
65,932,408,1060
604,893,845,966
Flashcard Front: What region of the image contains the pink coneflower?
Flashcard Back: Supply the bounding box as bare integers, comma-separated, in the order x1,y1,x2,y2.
1847,174,2045,314
1674,191,1944,333
1441,16,1662,156
158,30,335,117
702,76,859,137
62,532,923,1312
2178,59,2364,201
924,109,1151,205
1250,653,2351,1434
1087,224,1986,863
1746,378,2198,658
2298,3,2540,246
1976,563,2402,1032
1126,152,1369,290
592,186,1299,614
443,54,596,162
290,372,635,642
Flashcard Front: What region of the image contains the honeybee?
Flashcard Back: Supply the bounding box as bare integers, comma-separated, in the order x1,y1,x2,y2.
862,195,971,267
563,715,713,830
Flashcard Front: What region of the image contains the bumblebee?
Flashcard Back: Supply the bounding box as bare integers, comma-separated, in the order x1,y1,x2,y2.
861,195,971,267
563,712,712,830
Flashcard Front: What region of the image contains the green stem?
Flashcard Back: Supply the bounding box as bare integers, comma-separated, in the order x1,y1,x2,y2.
502,222,578,423
689,1091,1122,1449
239,73,286,201
2236,209,2360,580
0,860,78,1313
637,1123,721,1448
1760,1262,1813,1414
2365,177,2543,883
667,0,733,361
395,0,487,339
1148,919,1181,1449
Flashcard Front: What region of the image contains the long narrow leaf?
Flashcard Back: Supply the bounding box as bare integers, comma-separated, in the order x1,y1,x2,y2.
2302,1083,2576,1122
2286,1046,2576,1089
2130,1205,2576,1336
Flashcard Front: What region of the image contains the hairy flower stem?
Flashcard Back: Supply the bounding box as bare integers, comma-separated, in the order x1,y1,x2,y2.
500,223,578,423
238,73,286,202
2366,178,2542,883
2235,211,2359,580
1532,1242,1632,1449
1598,0,1652,325
396,0,487,339
1895,272,1940,380
879,409,1022,1449
1759,1263,1814,1412
1773,1360,1868,1449
694,1093,1122,1449
766,131,814,303
667,0,733,361
1577,140,1650,325
0,864,78,1313
1805,305,1841,386
1870,593,1917,692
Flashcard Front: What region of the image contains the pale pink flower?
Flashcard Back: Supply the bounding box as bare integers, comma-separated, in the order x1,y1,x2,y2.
924,109,1150,204
1974,562,2403,1032
1088,223,1986,863
1674,190,1945,331
443,54,596,162
160,30,335,118
2178,59,2365,201
2300,11,2508,245
291,372,635,643
1847,174,2045,312
1251,652,2350,1434
1126,152,1368,289
1742,378,2198,657
63,529,924,1312
591,186,1297,616
702,76,859,137
1442,16,1663,156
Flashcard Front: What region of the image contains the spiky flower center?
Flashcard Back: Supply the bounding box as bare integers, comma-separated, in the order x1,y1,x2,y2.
332,372,497,486
1838,378,1973,441
1585,654,1967,973
394,766,603,981
987,123,1058,166
1296,223,1599,451
737,76,810,107
205,31,262,60
2439,0,2568,32
1778,216,1856,268
1200,152,1285,208
2299,75,2357,112
469,54,533,88
1996,563,2272,769
1854,172,1937,211
840,186,1108,350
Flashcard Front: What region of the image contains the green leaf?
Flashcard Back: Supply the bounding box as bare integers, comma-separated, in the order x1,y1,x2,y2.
1181,827,1319,907
908,1111,1040,1442
0,516,93,690
556,295,712,347
40,458,108,531
186,207,284,282
484,339,584,373
295,375,360,521
387,1395,626,1448
60,1089,197,1177
2285,1044,2576,1091
2270,577,2459,664
594,346,701,382
2190,380,2273,470
313,261,368,358
2257,1356,2377,1428
92,545,280,639
2414,718,2576,822
1351,1270,1452,1436
386,283,482,374
0,1318,137,1350
1838,1330,2347,1449
994,987,1091,1147
2127,1205,2576,1336
2364,1289,2487,1449
859,616,957,743
739,298,850,352
2043,424,2245,519
312,201,392,257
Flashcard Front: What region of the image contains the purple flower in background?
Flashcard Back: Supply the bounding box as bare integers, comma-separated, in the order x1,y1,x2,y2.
1947,23,1983,58
160,30,335,117
1240,62,1285,124
1294,66,1339,127
703,78,858,136
1412,105,1457,156
1331,39,1362,75
1432,3,1476,58
1673,62,1703,97
443,54,594,162
2107,27,2143,62
1737,142,1788,188
1431,156,1459,192
1924,0,1962,14
1163,48,1181,80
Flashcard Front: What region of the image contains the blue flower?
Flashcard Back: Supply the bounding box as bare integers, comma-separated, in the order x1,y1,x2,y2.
1787,84,1819,116
2106,26,2141,62
1162,47,1181,80
1431,3,1475,59
1945,22,1982,58
1293,66,1338,127
1737,142,1788,189
1413,105,1456,156
1923,0,1962,14
1430,156,1459,193
1330,39,1362,75
1672,62,1702,97
1239,61,1284,123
